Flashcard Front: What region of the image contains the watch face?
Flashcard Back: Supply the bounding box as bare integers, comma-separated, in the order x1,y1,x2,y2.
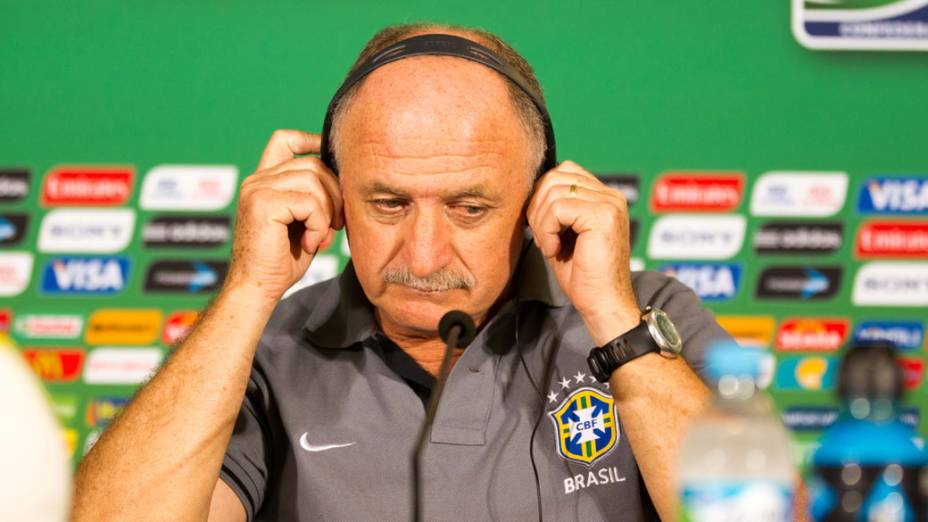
650,308,682,354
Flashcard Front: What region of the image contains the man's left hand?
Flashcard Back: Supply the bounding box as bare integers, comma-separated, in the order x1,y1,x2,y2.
526,160,641,344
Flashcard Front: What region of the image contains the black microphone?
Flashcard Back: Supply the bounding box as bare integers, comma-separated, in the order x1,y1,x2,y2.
412,310,476,522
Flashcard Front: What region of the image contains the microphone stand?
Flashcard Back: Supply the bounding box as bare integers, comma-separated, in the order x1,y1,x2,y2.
412,310,474,522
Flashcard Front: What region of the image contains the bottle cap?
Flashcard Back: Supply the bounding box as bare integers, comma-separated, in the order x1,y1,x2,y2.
705,341,766,381
837,344,903,401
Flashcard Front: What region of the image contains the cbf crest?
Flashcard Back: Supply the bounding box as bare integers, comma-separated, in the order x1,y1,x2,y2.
548,386,619,466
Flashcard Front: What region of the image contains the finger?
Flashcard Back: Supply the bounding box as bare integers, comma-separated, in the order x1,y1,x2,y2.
265,157,344,230
246,164,344,230
317,229,336,252
527,176,608,232
555,160,599,180
259,156,328,178
535,198,614,258
249,188,332,255
245,170,336,228
300,194,334,256
530,184,604,243
257,130,322,170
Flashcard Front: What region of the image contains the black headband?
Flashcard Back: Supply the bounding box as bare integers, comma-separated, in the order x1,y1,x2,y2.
320,33,557,177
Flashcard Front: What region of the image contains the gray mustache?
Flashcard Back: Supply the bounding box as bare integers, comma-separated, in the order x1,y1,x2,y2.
382,267,474,292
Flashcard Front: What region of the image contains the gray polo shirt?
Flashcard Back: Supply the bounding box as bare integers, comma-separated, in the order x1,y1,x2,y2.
220,242,733,521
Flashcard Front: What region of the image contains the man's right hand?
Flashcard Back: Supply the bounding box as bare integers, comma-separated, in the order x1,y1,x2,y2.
225,129,344,302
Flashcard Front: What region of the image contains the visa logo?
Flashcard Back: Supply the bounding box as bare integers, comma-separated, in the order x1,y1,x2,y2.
659,263,740,301
41,256,129,294
858,177,928,215
852,320,924,351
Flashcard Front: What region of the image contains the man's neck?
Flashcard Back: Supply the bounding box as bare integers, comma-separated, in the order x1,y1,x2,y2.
377,318,468,378
374,281,517,377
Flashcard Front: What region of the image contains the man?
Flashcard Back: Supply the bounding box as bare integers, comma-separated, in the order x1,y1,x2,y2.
72,24,729,521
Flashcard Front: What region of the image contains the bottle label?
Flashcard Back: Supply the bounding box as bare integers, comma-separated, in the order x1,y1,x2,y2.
680,481,793,522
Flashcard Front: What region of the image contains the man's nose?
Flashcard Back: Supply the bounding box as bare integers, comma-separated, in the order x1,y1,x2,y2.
402,205,453,278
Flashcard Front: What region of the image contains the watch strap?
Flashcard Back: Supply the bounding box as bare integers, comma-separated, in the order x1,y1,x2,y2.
587,320,659,383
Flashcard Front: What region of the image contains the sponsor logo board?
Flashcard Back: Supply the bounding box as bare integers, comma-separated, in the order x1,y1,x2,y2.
899,357,924,390
852,320,924,350
38,208,135,253
85,397,129,428
140,165,237,211
899,408,921,430
658,263,741,301
22,348,84,382
144,260,228,293
647,214,746,259
0,168,30,203
83,429,101,456
0,252,34,297
782,406,839,431
775,318,849,351
41,256,129,295
142,216,230,248
855,220,928,258
64,429,78,459
754,222,843,255
792,0,928,52
14,314,84,339
83,347,164,385
756,266,842,300
852,262,928,306
85,309,162,345
858,176,928,215
162,311,199,346
49,393,79,423
750,171,847,217
0,214,29,246
0,309,9,333
650,171,744,212
596,174,639,206
716,316,777,348
42,166,133,206
775,355,837,391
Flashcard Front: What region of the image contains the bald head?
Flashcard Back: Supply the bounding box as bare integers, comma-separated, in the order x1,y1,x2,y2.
328,25,546,189
334,55,537,186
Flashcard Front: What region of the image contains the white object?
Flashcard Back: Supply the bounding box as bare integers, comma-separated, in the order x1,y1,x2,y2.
0,335,71,521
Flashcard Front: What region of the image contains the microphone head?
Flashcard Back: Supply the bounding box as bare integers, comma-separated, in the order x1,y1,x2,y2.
438,310,476,348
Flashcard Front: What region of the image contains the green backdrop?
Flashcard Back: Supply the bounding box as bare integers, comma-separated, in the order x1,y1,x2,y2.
1,1,925,470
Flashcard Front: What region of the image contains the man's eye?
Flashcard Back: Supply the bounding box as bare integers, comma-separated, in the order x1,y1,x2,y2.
372,199,406,211
451,204,488,219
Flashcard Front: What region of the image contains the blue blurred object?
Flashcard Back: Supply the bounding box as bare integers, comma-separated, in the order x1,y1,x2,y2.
809,345,928,521
705,340,766,382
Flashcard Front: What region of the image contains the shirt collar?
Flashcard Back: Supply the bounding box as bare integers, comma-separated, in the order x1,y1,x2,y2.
302,230,568,349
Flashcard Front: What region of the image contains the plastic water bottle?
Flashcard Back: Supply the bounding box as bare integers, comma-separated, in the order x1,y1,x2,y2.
809,344,928,521
678,342,796,521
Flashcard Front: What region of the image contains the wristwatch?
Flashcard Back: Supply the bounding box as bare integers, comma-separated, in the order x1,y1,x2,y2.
587,306,682,383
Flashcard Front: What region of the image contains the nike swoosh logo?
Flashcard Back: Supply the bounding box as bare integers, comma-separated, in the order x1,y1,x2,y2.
299,432,355,452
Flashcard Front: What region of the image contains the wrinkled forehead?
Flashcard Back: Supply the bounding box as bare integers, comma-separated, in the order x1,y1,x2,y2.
337,56,528,164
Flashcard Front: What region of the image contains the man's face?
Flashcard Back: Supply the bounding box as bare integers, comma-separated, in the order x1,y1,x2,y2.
336,56,535,338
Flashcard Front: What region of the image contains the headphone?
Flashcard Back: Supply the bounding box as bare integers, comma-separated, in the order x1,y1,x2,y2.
319,33,557,178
